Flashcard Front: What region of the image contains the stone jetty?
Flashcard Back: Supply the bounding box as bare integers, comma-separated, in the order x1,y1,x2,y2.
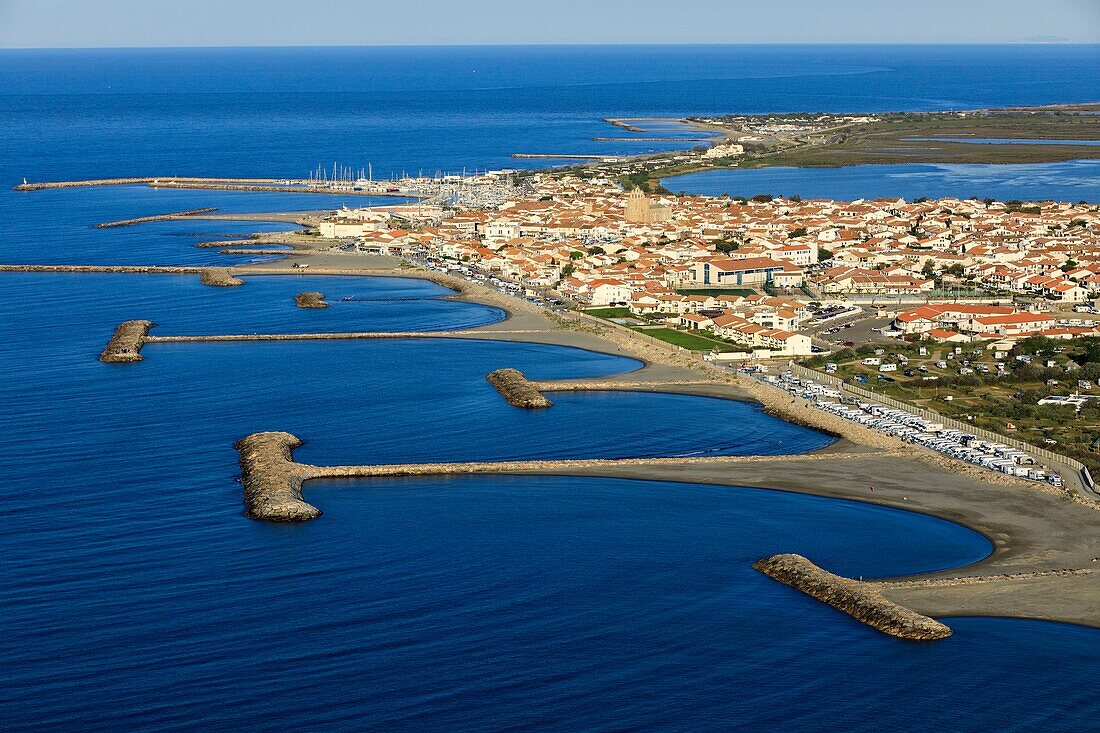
0,264,201,276
234,430,875,523
0,264,244,287
236,432,321,522
199,268,244,287
512,153,612,160
14,176,280,191
604,118,645,132
115,329,542,362
100,320,154,363
294,292,329,308
753,554,953,641
95,208,218,228
486,368,553,408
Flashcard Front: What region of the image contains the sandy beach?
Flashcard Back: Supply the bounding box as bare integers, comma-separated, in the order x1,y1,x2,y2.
216,249,1100,629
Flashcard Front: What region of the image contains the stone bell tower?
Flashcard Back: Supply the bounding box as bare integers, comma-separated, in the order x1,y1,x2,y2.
625,187,649,224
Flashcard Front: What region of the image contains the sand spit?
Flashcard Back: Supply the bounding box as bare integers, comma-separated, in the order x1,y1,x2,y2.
236,432,320,522
876,567,1098,590
99,320,154,363
486,368,553,408
95,208,218,229
293,292,329,309
753,554,953,641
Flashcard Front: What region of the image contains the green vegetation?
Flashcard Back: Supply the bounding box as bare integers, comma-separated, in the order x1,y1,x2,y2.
619,170,671,195
600,107,1100,193
803,336,1100,472
583,307,636,319
633,327,742,352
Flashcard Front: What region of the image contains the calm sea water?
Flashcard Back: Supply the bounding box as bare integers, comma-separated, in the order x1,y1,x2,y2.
2,46,1100,730
1,45,1098,181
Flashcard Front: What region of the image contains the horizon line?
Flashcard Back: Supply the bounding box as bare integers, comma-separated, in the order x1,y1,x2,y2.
1,41,1098,51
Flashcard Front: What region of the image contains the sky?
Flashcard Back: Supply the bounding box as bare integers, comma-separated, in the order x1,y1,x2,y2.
1,0,1098,48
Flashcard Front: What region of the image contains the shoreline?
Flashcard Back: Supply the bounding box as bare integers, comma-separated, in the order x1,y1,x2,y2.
225,254,1100,629
4,203,1097,631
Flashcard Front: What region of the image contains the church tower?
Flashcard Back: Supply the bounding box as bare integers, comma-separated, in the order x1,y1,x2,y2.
625,187,649,224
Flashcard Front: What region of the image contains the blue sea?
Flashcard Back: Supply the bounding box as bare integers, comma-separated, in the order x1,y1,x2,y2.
2,46,1100,731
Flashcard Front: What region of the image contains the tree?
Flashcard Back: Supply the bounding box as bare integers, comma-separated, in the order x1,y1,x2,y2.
788,227,808,239
561,263,575,278
817,247,833,262
751,193,774,203
716,239,739,253
569,251,584,260
922,260,936,277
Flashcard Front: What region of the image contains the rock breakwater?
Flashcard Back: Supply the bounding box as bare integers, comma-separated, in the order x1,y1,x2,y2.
753,554,953,641
236,432,321,521
95,208,218,228
486,368,553,408
199,268,244,287
0,264,244,287
100,320,154,363
235,430,876,523
14,177,281,191
294,292,329,309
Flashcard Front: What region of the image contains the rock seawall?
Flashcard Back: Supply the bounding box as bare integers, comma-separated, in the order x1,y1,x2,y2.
486,368,553,408
95,208,218,228
0,264,243,287
199,268,244,287
294,292,329,308
236,431,320,522
752,554,953,641
99,320,154,363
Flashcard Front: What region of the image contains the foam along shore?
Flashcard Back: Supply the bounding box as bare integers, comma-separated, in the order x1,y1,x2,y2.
0,265,243,287
293,292,329,308
95,208,218,229
753,554,953,641
100,320,154,363
235,429,877,522
486,368,552,408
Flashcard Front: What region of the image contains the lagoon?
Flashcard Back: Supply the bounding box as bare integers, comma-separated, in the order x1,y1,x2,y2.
663,159,1100,203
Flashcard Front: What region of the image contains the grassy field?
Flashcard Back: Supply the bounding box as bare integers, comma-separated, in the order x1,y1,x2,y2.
626,107,1100,194
583,307,636,319
633,327,743,352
